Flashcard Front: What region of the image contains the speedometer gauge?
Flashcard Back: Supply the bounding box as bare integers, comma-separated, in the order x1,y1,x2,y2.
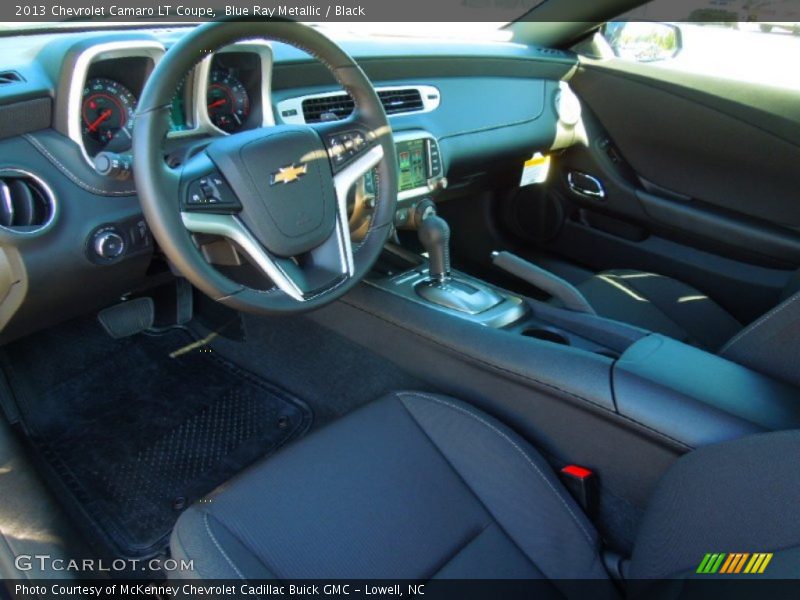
81,78,137,155
207,70,250,133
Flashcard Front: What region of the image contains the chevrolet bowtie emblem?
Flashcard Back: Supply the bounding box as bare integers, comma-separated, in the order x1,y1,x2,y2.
271,163,308,185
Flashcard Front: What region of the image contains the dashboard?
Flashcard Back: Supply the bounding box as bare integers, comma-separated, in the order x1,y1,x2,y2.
0,25,581,343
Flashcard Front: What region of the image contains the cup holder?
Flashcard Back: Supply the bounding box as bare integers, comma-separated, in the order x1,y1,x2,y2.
521,328,570,346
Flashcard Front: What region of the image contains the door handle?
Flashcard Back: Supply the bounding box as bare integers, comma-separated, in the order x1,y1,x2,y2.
567,171,606,199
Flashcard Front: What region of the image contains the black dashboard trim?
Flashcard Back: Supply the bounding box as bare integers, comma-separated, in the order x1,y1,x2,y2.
0,98,51,141
24,132,136,196
272,55,575,91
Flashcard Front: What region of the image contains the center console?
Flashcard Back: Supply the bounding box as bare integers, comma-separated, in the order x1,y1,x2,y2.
368,208,800,448
365,128,641,357
361,128,800,457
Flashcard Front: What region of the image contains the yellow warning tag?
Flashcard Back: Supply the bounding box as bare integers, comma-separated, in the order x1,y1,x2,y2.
520,153,551,187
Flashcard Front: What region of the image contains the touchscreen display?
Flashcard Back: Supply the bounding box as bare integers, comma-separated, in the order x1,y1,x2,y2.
396,139,427,192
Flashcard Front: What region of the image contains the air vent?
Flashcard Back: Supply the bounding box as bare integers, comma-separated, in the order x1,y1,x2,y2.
0,170,55,233
302,94,355,123
0,71,24,86
378,88,424,115
301,87,426,123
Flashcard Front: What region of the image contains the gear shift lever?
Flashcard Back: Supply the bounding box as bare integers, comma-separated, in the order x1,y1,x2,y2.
415,213,502,314
417,215,451,283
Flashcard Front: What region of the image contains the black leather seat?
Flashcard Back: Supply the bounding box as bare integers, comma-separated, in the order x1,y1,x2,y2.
170,392,800,585
574,269,800,388
575,268,800,351
575,270,742,351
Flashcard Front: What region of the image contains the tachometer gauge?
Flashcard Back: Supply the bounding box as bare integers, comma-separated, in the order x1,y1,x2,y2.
207,70,250,133
81,78,137,155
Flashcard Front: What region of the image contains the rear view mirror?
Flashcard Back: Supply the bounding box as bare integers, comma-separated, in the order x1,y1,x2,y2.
602,21,682,62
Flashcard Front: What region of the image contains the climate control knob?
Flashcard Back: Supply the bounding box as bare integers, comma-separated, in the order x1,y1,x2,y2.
93,230,125,260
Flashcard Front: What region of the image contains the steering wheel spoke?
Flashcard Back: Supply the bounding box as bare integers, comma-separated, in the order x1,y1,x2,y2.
180,212,304,301
310,115,385,175
178,151,243,214
333,142,384,225
181,184,356,302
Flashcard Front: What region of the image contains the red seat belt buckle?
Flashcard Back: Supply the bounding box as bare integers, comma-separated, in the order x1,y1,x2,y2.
560,464,598,517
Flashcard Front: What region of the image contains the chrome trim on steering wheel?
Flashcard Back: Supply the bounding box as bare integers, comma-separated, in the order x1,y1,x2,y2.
180,212,305,301
180,142,382,302
333,144,385,273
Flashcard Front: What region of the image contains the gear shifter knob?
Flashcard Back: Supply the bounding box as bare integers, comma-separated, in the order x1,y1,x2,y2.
418,215,451,283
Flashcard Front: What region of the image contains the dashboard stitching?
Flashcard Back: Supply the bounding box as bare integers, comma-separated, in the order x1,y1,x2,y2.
23,134,136,196
437,114,547,142
339,297,695,451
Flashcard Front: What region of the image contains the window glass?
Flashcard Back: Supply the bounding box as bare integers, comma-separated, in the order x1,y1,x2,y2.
599,0,800,90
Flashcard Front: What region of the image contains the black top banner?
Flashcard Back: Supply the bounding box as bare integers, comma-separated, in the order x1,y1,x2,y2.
5,0,546,23
4,0,800,24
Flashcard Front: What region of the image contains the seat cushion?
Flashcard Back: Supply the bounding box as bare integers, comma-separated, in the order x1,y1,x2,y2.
171,392,613,591
576,270,741,351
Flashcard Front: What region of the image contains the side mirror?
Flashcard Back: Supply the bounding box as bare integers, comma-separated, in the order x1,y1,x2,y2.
602,21,682,62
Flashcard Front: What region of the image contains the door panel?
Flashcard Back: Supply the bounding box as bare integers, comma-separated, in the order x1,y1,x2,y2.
523,57,800,323
569,62,800,228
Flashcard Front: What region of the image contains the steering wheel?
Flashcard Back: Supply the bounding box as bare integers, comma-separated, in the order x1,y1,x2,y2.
133,21,398,314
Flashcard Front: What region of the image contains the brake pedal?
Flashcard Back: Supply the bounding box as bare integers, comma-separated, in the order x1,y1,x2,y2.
97,297,155,339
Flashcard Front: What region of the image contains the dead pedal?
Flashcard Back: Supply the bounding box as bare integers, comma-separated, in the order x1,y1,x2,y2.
97,297,155,339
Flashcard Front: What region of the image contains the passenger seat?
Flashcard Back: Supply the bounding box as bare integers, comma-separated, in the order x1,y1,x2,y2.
575,269,800,387
575,269,742,351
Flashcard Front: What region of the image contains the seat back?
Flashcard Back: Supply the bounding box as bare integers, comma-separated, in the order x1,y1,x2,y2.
779,269,800,302
719,288,800,388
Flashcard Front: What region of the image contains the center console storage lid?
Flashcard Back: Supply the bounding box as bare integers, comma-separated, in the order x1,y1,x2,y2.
613,335,800,448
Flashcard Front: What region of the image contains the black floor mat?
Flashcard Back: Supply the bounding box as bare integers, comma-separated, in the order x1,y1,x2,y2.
1,317,312,559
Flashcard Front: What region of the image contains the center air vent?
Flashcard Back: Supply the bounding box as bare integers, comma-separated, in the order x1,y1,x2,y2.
298,86,435,123
378,88,424,115
302,94,355,123
0,170,56,233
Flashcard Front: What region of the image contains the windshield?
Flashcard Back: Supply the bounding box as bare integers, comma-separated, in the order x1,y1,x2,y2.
0,20,514,41
316,22,513,41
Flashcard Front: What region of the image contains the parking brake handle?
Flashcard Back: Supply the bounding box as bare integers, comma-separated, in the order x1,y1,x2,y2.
491,251,596,315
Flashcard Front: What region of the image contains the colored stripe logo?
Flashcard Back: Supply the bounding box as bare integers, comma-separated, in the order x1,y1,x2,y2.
697,553,773,574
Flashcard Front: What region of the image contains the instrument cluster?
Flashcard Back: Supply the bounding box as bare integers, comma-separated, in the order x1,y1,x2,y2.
76,45,269,160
